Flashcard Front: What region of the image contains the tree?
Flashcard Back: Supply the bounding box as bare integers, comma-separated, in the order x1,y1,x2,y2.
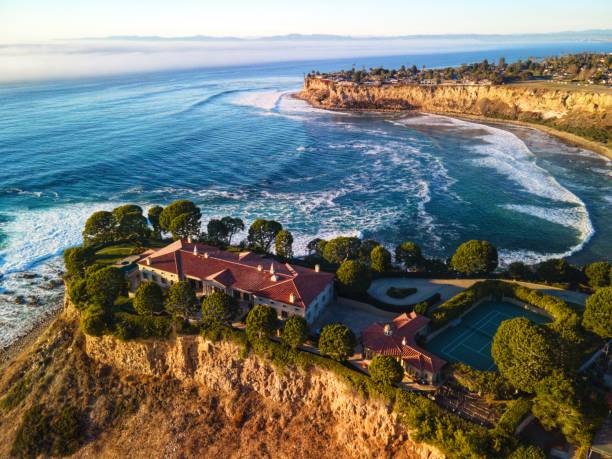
394,241,423,270
245,304,278,341
63,246,94,277
491,318,557,393
583,287,612,338
322,236,361,264
159,200,201,232
220,216,244,245
85,266,126,310
359,239,380,262
165,281,199,319
507,262,531,280
247,219,283,252
281,316,308,349
133,281,164,316
307,238,326,257
82,211,116,246
201,291,239,327
275,229,294,259
584,261,611,289
368,355,404,385
147,205,164,238
336,260,371,294
112,204,143,221
532,371,605,446
319,324,356,361
80,305,107,336
450,240,498,275
168,212,201,240
370,246,391,273
207,219,229,245
508,446,545,459
535,258,580,284
115,210,149,242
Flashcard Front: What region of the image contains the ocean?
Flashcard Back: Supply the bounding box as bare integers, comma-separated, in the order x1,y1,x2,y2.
0,42,611,348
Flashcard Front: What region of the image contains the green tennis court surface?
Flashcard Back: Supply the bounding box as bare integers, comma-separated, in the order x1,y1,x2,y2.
426,300,550,371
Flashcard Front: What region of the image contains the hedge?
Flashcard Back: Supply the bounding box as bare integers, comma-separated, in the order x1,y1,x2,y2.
113,312,172,340
429,280,578,329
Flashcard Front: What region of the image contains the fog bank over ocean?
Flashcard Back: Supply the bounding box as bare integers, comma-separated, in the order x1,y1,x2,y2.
1,30,610,82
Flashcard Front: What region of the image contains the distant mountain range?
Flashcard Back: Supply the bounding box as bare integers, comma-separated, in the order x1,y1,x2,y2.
83,30,612,43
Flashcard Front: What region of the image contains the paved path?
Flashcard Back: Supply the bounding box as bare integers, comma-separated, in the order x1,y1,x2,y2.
368,278,589,307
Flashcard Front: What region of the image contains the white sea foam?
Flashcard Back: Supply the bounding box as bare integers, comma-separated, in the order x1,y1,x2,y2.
229,90,286,111
396,113,596,264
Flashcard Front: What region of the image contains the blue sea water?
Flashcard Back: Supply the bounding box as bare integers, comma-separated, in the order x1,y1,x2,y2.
0,42,611,347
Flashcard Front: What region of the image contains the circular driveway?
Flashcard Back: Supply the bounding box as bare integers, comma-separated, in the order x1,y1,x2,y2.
368,278,475,305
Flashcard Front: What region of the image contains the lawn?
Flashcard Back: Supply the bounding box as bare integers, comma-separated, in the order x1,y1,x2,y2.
94,240,167,265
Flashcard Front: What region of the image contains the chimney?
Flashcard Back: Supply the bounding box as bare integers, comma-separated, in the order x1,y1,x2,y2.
383,324,392,336
270,263,275,274
187,236,192,243
204,252,209,259
314,264,320,273
401,337,407,346
193,245,199,256
289,293,295,304
271,274,278,282
146,258,151,266
257,264,263,271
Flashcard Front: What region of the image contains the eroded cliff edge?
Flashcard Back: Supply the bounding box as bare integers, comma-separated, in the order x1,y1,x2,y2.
298,77,612,158
0,295,444,459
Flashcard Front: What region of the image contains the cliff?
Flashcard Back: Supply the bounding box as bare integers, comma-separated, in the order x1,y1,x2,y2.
0,296,444,459
298,77,612,157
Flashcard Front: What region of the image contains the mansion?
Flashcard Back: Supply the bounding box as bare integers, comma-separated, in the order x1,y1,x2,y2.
130,239,335,325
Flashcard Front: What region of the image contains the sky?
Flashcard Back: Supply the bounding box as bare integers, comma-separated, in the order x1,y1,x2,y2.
1,0,611,42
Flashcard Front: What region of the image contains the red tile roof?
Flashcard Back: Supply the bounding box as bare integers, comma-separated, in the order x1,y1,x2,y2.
362,312,446,374
137,240,334,309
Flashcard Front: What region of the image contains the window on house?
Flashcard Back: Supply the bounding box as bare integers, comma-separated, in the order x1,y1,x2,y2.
281,311,288,319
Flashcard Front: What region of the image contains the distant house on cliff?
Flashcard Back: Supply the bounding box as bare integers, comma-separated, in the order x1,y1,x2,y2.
133,239,334,325
362,312,446,384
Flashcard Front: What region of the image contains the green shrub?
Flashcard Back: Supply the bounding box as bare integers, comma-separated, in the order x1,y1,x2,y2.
368,355,404,386
508,445,546,459
63,246,94,278
113,312,172,340
0,375,31,411
50,406,84,456
452,363,512,399
85,266,127,311
11,405,51,458
370,245,392,273
11,404,84,458
413,301,429,315
80,304,108,336
583,287,612,338
584,261,611,289
386,287,417,299
67,278,88,309
495,399,532,435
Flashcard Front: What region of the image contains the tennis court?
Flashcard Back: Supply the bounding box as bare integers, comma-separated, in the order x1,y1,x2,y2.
426,300,550,371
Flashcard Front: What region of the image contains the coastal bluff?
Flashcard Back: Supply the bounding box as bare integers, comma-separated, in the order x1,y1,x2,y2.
0,294,445,459
83,319,444,458
298,77,612,157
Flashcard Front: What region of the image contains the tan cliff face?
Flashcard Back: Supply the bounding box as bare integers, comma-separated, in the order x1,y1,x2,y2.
83,330,444,459
299,77,611,155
